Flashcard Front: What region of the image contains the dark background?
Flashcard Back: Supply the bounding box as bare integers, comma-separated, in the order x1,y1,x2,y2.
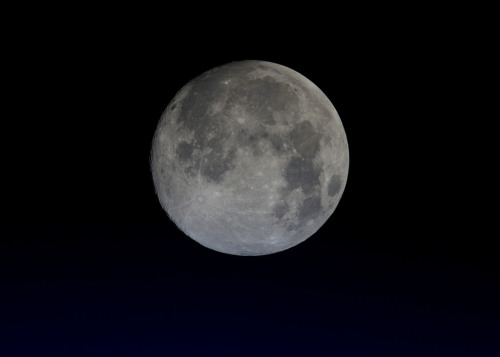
2,5,496,356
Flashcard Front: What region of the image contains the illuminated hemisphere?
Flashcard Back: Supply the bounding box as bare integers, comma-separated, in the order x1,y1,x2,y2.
150,60,349,255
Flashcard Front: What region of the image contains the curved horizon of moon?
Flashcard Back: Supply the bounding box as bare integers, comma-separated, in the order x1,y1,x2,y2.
150,60,349,256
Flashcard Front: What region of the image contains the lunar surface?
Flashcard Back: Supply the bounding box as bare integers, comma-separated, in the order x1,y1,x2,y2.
150,60,349,255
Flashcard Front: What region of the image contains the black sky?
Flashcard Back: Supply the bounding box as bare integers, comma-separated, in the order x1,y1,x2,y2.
2,5,496,356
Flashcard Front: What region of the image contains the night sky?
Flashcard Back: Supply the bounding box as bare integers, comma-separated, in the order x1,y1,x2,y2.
3,6,496,356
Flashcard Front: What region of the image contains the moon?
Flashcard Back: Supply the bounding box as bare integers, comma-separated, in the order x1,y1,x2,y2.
150,60,349,255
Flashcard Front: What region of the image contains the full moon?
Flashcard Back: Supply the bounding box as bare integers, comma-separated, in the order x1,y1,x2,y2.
150,60,349,255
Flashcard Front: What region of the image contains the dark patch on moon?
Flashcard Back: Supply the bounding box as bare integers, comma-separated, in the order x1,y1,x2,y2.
284,156,321,195
290,120,320,159
201,146,237,184
327,175,341,197
247,134,258,144
176,141,193,162
176,78,227,135
269,134,286,154
207,134,227,156
195,127,236,183
298,195,322,221
236,130,274,157
170,103,177,111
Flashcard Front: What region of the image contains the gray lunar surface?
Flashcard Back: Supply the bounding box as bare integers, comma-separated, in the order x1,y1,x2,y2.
150,60,349,255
